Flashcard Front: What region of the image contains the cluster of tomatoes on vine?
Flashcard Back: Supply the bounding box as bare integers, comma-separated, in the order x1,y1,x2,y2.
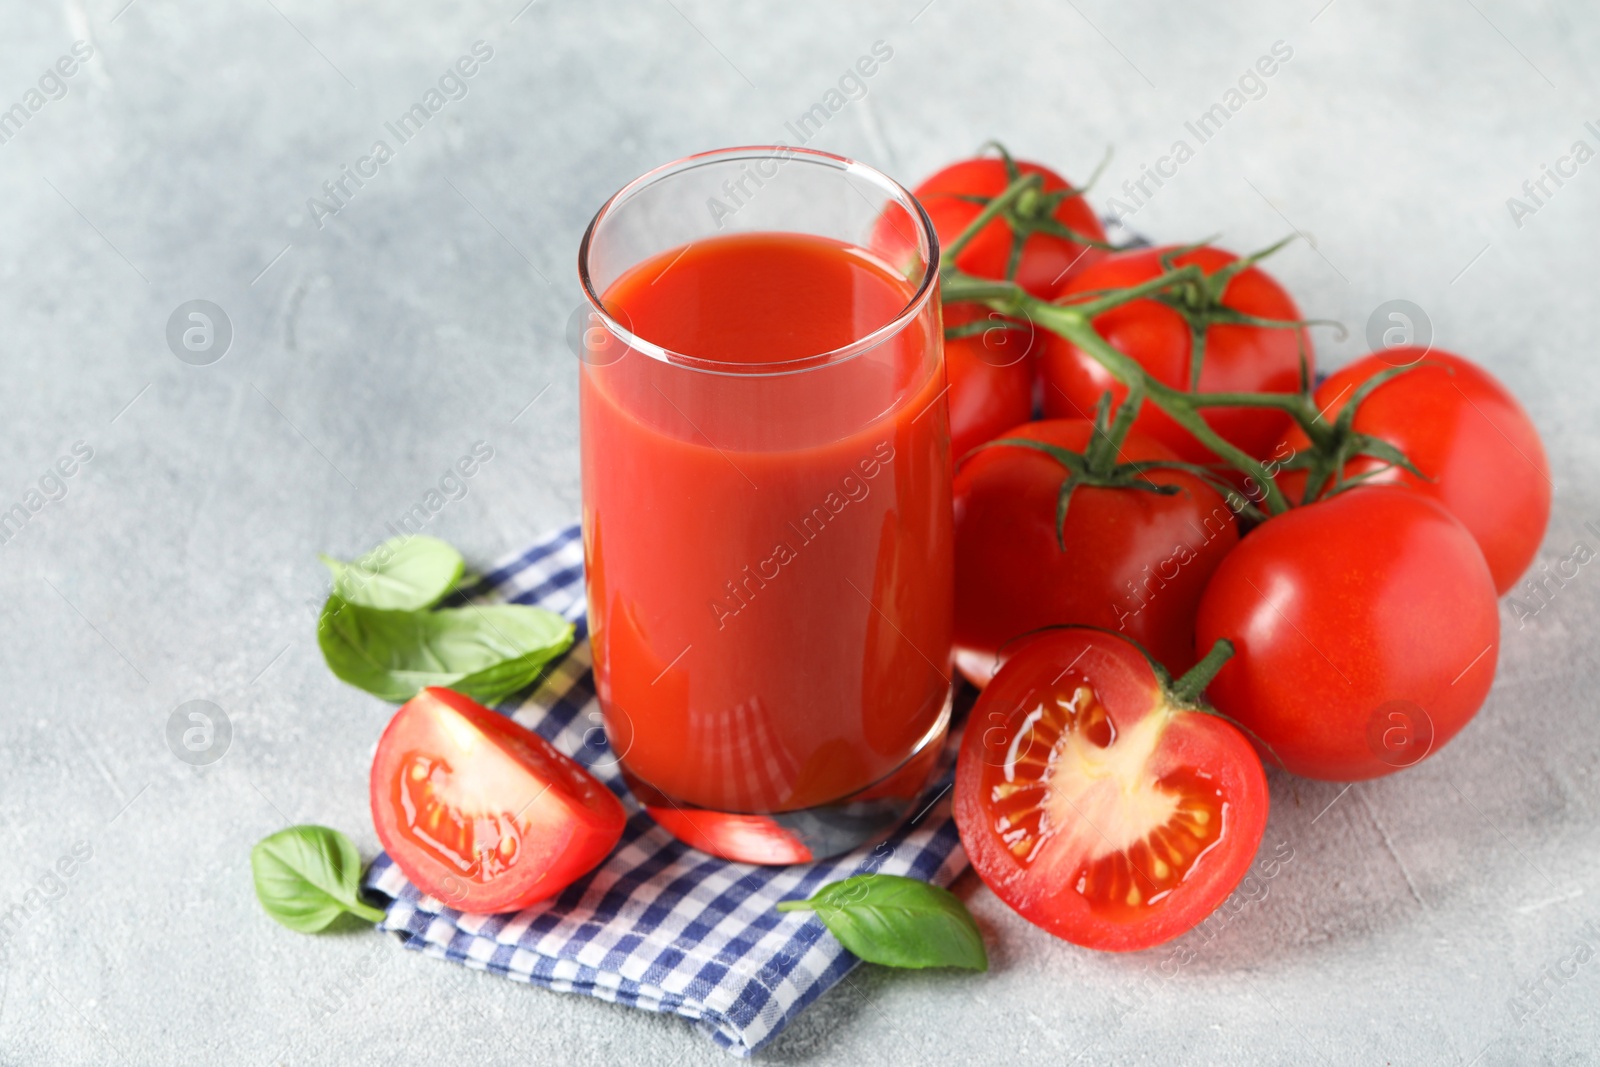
911,145,1551,951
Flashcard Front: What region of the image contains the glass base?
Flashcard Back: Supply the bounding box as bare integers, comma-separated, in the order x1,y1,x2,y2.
622,688,953,865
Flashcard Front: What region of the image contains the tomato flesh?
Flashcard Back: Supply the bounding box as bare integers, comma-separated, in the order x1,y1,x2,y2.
1073,765,1224,922
396,752,529,883
371,687,626,913
956,629,1268,951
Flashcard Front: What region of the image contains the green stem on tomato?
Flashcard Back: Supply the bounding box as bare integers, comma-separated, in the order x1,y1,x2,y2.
939,171,1044,264
942,263,1207,317
1029,304,1294,514
1168,638,1234,706
940,276,1034,307
1065,264,1210,318
1084,376,1144,474
1180,390,1336,451
942,266,1308,513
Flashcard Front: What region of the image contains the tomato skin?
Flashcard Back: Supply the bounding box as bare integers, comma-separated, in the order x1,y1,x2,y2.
944,303,1038,463
953,419,1240,686
642,808,812,865
1037,246,1310,464
914,157,1108,297
1196,487,1499,781
371,687,626,913
954,628,1269,952
1275,348,1550,594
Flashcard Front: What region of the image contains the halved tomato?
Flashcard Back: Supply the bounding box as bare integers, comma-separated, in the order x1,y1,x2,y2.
954,628,1268,951
370,687,626,913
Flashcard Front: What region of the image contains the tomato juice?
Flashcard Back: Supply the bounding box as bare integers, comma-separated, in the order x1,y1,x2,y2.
579,231,953,816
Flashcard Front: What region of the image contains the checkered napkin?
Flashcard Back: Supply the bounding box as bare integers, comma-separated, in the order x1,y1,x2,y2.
362,523,969,1058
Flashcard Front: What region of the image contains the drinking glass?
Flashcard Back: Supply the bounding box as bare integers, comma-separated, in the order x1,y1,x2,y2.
576,146,951,863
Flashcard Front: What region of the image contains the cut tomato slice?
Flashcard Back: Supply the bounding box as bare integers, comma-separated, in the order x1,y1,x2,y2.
954,628,1267,951
370,687,626,913
643,807,813,865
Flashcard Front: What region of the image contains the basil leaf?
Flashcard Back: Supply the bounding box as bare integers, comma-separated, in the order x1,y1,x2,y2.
318,536,464,611
776,874,988,971
251,825,386,933
317,595,574,703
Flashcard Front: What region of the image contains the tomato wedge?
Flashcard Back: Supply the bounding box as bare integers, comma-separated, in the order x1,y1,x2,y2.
642,808,813,866
954,628,1268,951
371,687,626,913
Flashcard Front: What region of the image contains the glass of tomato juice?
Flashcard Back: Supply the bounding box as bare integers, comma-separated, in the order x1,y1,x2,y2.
576,146,953,864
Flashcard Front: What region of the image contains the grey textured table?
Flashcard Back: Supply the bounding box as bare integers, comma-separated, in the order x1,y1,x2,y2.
3,1,1598,1063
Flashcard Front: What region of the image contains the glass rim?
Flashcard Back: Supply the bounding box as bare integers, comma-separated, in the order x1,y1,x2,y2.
576,145,941,377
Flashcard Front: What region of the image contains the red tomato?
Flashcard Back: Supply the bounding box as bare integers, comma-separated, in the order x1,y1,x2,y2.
954,627,1269,952
643,808,812,865
954,419,1240,686
1275,347,1550,594
371,687,626,912
944,303,1037,463
635,714,946,864
914,156,1108,297
1037,246,1310,464
1196,487,1499,781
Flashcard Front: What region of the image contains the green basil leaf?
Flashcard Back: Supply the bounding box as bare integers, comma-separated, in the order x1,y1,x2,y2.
317,595,575,703
776,874,988,971
318,536,464,611
251,825,386,933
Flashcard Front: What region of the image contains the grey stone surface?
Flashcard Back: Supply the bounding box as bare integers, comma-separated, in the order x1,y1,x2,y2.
1,0,1597,1063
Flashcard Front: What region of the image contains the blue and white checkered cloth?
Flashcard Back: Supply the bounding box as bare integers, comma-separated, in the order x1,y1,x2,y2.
363,523,968,1058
